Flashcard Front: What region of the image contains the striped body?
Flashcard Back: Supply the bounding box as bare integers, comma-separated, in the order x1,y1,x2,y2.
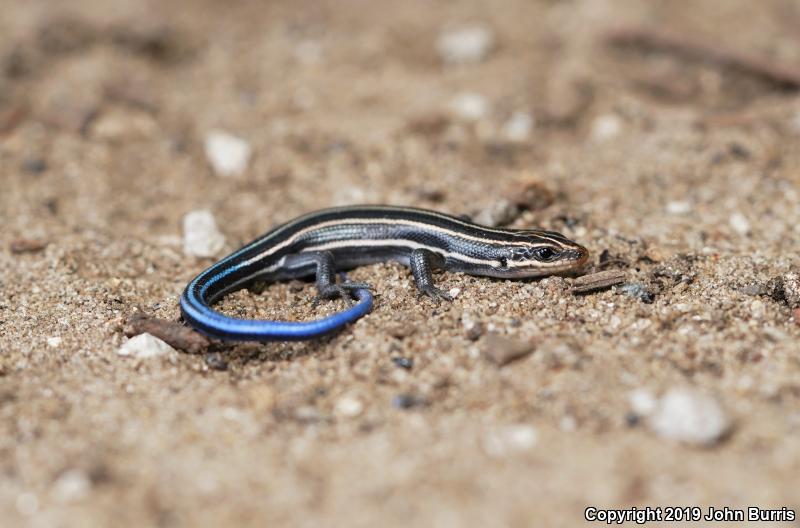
180,205,589,341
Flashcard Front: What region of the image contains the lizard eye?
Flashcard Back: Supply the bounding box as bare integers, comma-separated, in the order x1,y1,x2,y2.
533,247,559,262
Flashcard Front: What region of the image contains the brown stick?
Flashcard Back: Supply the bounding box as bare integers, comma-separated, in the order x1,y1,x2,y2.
606,26,800,90
123,311,210,354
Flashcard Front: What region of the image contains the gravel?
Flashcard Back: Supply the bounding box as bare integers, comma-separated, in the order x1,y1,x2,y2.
182,209,225,257
117,333,176,359
649,388,730,446
436,25,495,65
204,130,252,177
448,92,489,121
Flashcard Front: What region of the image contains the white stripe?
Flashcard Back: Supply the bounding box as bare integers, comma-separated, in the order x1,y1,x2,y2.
299,238,501,267
240,217,557,267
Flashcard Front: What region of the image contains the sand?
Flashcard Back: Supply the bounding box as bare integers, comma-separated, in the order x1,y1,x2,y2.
2,0,799,526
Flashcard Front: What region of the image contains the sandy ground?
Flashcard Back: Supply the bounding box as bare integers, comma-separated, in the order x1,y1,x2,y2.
2,0,800,526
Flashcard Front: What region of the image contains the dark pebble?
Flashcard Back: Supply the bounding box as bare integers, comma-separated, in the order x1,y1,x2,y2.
205,352,228,371
619,282,655,304
22,158,47,174
764,276,785,303
392,394,425,409
741,283,765,296
392,357,413,370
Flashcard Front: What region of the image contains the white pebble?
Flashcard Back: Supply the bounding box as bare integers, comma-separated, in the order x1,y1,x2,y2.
449,92,489,121
52,469,91,503
628,388,657,416
649,388,730,445
482,424,537,456
46,336,62,348
183,210,225,257
334,396,364,417
590,114,622,141
436,25,494,65
666,201,691,215
117,333,175,359
729,212,750,235
750,299,766,319
559,415,577,432
502,111,533,142
448,287,461,299
204,130,252,177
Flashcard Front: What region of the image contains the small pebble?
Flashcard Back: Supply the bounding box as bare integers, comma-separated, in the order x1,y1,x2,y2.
482,424,537,457
782,271,800,308
643,245,667,262
764,276,785,303
293,406,324,423
205,352,228,371
448,287,461,299
22,158,47,174
619,282,655,304
559,415,577,432
392,394,425,409
386,323,417,339
472,199,520,227
183,210,225,257
502,111,533,142
666,201,691,215
741,283,765,296
504,178,555,211
728,212,750,236
46,336,62,348
436,25,494,65
52,469,91,503
334,396,364,417
204,130,252,177
590,114,622,142
462,317,484,341
481,334,535,366
117,333,175,359
649,388,730,446
793,308,800,325
392,357,413,370
628,388,657,416
449,92,489,121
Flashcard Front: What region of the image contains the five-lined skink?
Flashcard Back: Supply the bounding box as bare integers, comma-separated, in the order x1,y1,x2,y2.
180,205,589,341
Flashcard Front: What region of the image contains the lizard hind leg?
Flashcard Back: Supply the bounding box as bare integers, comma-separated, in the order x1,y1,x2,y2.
284,251,373,307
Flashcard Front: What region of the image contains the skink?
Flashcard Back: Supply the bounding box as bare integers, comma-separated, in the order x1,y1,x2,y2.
180,205,589,341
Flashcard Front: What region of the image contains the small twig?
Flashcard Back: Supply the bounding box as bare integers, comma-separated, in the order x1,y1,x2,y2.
606,26,800,90
571,270,627,294
123,311,210,354
9,238,47,254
